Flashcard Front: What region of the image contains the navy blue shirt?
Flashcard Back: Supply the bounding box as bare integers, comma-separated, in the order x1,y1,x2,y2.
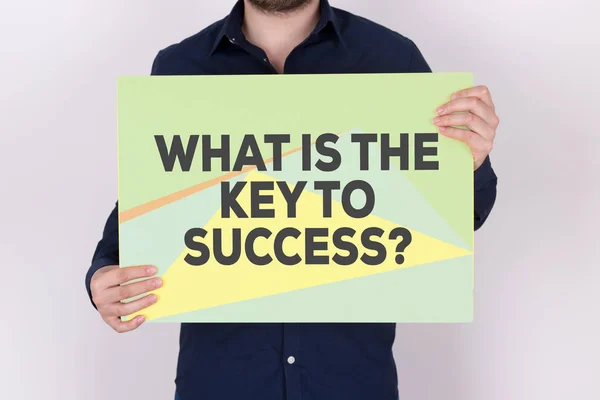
86,1,498,399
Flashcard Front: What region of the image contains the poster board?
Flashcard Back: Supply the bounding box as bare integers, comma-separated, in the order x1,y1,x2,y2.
117,73,474,322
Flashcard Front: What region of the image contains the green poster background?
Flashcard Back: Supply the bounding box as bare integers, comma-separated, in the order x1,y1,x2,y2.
117,73,474,322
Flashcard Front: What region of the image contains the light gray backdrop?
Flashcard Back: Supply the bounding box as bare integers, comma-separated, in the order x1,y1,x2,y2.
1,0,598,399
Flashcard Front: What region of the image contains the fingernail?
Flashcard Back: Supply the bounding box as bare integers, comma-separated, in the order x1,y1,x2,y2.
439,127,447,132
147,266,157,275
149,294,158,303
136,315,145,323
437,108,444,115
153,278,163,289
451,94,458,100
433,117,441,124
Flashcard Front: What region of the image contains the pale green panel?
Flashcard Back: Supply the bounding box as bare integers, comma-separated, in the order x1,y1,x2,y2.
118,73,473,213
265,128,469,249
119,173,249,276
390,137,474,247
153,255,473,323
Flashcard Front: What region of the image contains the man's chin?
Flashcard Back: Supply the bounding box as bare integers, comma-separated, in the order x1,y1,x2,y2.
247,0,314,14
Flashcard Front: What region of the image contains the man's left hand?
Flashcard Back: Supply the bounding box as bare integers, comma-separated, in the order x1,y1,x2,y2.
433,85,499,170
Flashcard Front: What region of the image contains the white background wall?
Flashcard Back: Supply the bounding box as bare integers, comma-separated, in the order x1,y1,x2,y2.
1,0,598,399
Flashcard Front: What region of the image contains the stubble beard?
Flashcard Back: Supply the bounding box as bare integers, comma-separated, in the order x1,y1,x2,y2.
246,0,314,14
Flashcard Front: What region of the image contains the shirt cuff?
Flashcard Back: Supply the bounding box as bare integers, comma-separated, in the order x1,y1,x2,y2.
85,257,118,309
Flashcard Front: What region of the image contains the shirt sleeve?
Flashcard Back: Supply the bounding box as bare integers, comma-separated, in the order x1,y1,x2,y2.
407,38,498,230
473,155,497,230
85,202,119,307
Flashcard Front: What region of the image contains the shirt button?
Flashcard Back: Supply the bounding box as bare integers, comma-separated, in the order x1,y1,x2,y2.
229,37,236,44
263,57,268,63
287,356,296,365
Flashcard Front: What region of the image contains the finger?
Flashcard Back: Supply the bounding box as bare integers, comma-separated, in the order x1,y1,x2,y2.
104,265,158,288
451,85,494,109
433,113,493,140
89,265,118,295
97,277,163,304
434,112,495,140
104,293,158,318
437,97,497,127
106,315,146,334
438,126,490,152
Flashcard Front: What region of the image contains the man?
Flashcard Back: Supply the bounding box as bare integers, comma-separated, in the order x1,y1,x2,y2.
86,1,499,399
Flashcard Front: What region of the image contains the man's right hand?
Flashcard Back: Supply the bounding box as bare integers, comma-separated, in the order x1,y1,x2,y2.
90,265,162,333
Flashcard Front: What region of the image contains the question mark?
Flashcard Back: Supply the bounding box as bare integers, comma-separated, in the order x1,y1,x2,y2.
389,227,412,265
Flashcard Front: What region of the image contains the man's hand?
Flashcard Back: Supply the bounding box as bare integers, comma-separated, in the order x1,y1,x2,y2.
90,265,162,333
433,85,499,170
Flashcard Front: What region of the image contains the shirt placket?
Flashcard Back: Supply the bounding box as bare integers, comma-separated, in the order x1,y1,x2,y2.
227,34,278,74
283,323,302,400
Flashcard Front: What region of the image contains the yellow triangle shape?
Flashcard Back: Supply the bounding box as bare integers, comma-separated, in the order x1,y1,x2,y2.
136,171,472,321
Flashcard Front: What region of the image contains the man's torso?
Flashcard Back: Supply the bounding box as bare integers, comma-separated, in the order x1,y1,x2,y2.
153,2,430,399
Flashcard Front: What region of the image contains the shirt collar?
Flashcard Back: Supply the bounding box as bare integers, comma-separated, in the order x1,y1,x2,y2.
210,0,343,55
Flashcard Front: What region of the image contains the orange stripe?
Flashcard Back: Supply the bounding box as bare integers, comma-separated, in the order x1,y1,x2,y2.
120,140,317,223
